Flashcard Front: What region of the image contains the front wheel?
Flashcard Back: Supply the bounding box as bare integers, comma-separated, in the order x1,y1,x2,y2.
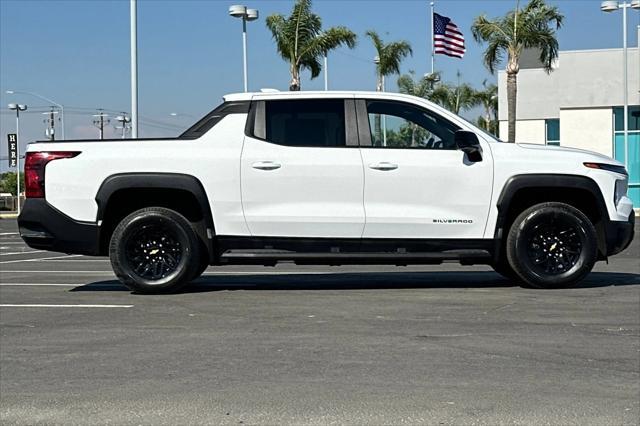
109,207,201,293
506,203,598,289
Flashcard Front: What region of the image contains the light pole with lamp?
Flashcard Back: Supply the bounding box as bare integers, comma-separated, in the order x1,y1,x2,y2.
6,90,64,140
600,0,640,174
229,5,259,92
7,103,27,214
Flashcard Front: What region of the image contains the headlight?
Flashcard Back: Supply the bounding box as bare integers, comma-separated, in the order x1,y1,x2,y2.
615,178,628,206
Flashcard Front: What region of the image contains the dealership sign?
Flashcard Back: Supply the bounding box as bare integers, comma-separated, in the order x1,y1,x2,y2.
7,133,17,168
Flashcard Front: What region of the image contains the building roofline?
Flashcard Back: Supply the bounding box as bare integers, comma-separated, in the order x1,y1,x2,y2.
559,47,638,55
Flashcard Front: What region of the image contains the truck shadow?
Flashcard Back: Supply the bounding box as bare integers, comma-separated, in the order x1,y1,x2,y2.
70,271,640,293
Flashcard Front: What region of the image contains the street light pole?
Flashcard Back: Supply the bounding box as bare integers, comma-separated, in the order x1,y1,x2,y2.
130,0,139,138
229,5,259,92
6,90,65,140
7,103,27,214
601,0,640,172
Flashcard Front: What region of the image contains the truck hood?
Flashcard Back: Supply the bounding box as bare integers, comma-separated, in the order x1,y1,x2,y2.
488,141,623,167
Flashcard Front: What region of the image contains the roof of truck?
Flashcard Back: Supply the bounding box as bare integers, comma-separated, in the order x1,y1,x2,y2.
223,90,421,102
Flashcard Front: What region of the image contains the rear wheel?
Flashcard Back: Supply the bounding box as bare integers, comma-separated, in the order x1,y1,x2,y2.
109,207,201,293
506,202,597,289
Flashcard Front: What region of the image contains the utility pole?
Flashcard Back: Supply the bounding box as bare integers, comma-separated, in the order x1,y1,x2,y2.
115,114,131,139
92,110,110,140
43,108,58,141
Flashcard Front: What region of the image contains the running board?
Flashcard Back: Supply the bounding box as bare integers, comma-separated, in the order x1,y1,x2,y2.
219,249,492,265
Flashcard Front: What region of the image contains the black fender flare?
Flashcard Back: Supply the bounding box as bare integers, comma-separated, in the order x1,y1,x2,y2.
493,174,609,258
95,173,215,260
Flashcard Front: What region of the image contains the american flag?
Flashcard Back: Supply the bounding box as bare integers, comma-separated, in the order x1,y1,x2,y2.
433,12,466,58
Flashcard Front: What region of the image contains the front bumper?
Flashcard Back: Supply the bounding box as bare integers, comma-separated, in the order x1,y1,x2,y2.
18,198,101,255
605,211,635,256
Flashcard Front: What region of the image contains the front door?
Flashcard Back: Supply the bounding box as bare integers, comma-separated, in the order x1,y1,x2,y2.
358,99,493,239
241,98,365,238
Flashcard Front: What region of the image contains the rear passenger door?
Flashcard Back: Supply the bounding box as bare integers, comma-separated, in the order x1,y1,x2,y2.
240,97,365,238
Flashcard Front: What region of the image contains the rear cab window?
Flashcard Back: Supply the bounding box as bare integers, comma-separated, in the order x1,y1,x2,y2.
248,98,359,148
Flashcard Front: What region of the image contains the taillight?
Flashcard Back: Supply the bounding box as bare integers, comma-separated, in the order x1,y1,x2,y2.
24,151,80,198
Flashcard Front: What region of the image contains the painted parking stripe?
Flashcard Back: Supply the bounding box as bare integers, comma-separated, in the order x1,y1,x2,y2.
0,250,45,256
0,270,331,275
0,254,84,264
0,233,19,236
0,304,133,308
0,283,123,287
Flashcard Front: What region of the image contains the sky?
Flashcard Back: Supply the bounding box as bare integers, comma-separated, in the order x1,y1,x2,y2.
1,0,639,170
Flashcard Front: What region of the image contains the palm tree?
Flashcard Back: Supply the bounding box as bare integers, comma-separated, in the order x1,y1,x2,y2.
397,70,441,100
397,71,442,146
471,0,563,142
430,72,478,115
366,30,412,92
266,0,357,91
366,31,411,144
474,80,498,135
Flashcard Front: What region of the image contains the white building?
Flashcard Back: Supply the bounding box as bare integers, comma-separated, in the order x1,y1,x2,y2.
498,47,639,205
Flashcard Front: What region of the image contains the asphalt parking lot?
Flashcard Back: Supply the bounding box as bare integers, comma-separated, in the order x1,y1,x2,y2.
0,218,638,425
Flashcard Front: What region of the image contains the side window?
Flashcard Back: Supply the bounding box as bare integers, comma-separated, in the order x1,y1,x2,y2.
365,100,459,149
264,99,346,147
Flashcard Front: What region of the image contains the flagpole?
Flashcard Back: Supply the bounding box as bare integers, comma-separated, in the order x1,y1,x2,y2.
430,1,435,75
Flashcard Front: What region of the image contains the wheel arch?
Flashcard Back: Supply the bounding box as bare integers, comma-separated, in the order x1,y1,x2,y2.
95,173,215,262
494,174,609,259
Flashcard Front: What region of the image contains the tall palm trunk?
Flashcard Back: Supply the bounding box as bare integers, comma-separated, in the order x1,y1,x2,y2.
290,65,301,91
506,71,517,143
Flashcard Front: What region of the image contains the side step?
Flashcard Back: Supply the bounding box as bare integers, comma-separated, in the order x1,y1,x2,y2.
219,249,492,265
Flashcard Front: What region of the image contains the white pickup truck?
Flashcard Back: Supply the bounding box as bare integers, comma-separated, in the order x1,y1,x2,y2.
18,91,634,293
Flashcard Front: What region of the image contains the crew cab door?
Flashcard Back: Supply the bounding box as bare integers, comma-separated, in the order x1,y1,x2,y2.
240,97,365,238
357,99,493,239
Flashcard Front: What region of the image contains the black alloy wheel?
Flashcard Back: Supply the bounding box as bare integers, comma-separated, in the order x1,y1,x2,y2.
109,207,201,293
506,202,598,289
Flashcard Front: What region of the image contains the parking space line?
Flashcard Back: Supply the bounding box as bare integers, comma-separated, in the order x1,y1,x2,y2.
0,304,133,308
0,270,330,275
0,283,121,287
0,250,45,256
0,255,84,264
0,233,18,236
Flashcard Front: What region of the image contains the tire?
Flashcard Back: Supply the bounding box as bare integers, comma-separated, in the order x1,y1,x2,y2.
191,253,209,281
109,207,201,293
506,202,598,289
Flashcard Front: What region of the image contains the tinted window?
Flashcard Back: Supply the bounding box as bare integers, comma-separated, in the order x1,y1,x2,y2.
265,100,346,147
366,100,459,149
545,119,560,146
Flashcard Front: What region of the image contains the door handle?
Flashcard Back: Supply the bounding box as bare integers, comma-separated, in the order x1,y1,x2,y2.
252,161,281,171
369,162,398,171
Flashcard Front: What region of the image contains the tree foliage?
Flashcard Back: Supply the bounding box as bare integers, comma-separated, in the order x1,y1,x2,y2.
0,172,24,196
471,0,563,74
397,71,441,100
474,80,499,135
471,0,563,142
430,72,478,115
266,0,357,91
366,30,412,91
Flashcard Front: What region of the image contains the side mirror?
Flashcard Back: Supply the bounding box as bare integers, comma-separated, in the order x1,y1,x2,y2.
455,130,483,162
